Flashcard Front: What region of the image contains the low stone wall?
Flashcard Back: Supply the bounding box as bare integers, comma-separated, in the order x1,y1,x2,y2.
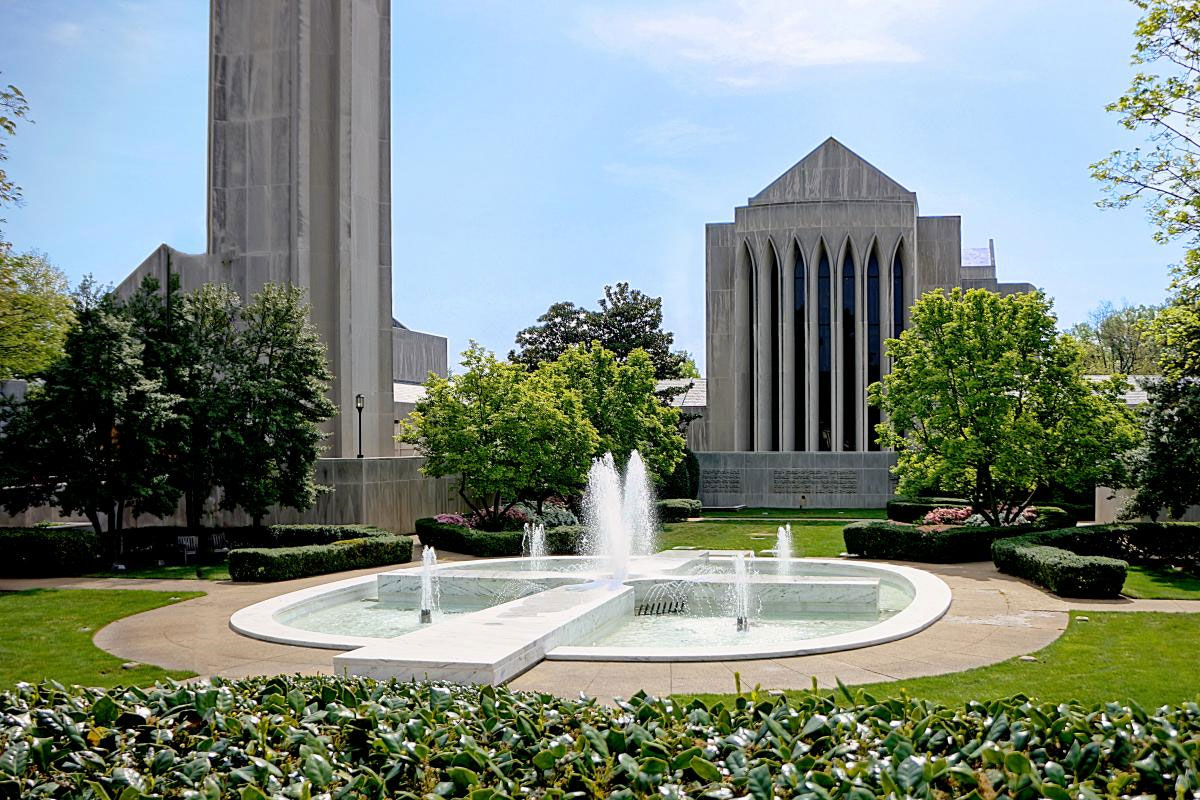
696,451,896,509
0,457,461,534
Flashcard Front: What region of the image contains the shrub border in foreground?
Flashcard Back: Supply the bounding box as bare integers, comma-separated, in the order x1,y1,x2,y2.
228,532,412,582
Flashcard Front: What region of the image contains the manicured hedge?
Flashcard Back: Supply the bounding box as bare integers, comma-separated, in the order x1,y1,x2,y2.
0,527,100,577
843,520,1028,562
414,518,585,557
227,535,412,582
658,498,702,522
4,675,1200,800
991,522,1200,598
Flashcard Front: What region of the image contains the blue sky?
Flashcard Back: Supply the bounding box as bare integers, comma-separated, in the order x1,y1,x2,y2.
0,0,1184,372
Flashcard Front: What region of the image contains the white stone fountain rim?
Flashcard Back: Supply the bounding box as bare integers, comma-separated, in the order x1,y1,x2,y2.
229,554,951,662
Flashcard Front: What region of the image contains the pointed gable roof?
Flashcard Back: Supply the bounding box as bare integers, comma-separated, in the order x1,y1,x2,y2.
749,137,913,205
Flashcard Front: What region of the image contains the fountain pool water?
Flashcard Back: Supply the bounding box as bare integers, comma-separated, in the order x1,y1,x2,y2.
774,525,793,576
522,522,547,570
418,546,438,624
230,458,952,684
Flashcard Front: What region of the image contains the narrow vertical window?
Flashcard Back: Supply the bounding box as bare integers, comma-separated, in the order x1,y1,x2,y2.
794,249,806,450
817,250,831,451
842,250,856,451
770,257,779,451
748,249,757,450
867,251,881,451
892,245,905,339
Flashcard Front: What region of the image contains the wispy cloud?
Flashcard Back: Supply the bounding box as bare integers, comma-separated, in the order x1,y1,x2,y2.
634,119,735,157
582,0,966,90
47,21,84,45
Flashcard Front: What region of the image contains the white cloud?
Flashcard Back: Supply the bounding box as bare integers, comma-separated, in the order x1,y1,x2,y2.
634,119,735,156
47,21,84,45
582,0,965,89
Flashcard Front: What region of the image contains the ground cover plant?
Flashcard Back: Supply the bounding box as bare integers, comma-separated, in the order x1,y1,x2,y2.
0,589,200,689
5,671,1200,799
686,611,1200,711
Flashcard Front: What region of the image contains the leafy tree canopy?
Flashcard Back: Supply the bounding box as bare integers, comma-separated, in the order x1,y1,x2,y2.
0,250,73,379
1092,0,1200,378
0,279,178,535
1123,377,1200,519
0,76,29,238
1067,300,1161,374
869,289,1141,526
400,343,598,529
510,283,690,380
544,342,684,484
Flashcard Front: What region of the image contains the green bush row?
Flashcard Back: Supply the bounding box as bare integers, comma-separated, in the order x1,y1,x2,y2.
414,518,585,557
657,498,702,522
227,533,412,582
991,522,1200,598
0,527,100,577
4,675,1200,800
992,536,1127,598
843,519,1027,562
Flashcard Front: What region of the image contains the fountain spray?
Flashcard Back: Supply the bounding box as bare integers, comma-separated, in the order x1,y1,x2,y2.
419,545,438,624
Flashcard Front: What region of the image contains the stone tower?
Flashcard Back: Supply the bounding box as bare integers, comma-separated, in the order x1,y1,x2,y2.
121,0,395,458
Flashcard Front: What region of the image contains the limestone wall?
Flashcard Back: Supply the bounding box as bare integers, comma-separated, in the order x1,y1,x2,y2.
696,451,896,509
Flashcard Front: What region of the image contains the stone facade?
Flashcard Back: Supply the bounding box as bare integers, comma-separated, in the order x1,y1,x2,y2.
696,451,896,509
118,0,399,458
705,138,1035,456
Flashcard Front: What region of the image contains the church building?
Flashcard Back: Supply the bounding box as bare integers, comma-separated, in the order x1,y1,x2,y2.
696,138,1034,507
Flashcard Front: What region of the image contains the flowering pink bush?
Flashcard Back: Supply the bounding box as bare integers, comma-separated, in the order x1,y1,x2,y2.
468,507,530,531
922,507,971,525
434,513,470,527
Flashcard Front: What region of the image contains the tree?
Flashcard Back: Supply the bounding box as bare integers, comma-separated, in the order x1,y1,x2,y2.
1092,1,1200,377
127,275,242,529
1123,377,1200,519
510,283,690,379
0,279,179,535
544,343,685,483
0,250,73,379
869,289,1140,526
0,77,29,237
218,284,337,524
400,343,597,529
1068,301,1161,374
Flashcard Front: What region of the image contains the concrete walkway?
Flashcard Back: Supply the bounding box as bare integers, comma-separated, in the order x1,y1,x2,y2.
4,559,1198,699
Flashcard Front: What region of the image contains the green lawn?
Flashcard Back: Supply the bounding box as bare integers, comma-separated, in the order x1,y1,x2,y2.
0,588,202,688
1123,564,1200,599
660,520,846,557
700,507,885,520
86,563,231,581
684,612,1200,709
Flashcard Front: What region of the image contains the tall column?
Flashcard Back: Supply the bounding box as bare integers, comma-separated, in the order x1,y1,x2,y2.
208,0,394,457
733,244,753,451
755,246,775,451
780,244,795,451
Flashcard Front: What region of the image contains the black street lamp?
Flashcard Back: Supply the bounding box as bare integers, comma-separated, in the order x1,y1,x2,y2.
355,393,365,459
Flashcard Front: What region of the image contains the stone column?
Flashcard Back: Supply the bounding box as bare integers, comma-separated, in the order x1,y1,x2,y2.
733,243,753,451
755,244,776,451
780,241,796,451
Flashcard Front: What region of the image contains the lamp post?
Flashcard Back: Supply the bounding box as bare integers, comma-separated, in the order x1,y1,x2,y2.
355,393,365,459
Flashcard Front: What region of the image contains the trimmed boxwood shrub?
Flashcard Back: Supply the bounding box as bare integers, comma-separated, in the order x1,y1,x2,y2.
991,522,1200,598
992,535,1126,598
885,497,1076,526
843,520,1028,562
658,498,701,522
5,675,1200,799
0,527,100,577
414,518,585,557
228,535,412,582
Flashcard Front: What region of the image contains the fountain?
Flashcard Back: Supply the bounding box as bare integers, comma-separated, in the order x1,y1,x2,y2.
622,450,657,556
775,524,793,576
583,453,631,582
731,552,751,632
523,522,547,570
418,546,439,624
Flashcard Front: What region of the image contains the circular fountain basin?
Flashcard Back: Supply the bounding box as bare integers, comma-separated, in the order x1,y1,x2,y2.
230,553,951,663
